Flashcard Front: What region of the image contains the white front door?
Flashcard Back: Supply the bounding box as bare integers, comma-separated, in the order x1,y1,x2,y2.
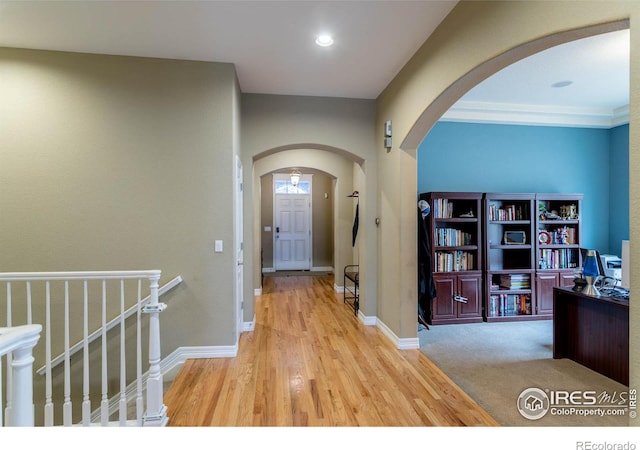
234,156,244,339
274,194,310,270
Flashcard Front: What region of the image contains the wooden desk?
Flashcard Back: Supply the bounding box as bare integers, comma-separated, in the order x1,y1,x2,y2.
553,287,629,385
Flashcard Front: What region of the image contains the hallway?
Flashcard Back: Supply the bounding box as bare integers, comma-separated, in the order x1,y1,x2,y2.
163,274,498,426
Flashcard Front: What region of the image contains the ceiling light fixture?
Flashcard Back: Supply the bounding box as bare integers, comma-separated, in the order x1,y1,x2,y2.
552,80,573,88
315,34,334,47
290,169,302,187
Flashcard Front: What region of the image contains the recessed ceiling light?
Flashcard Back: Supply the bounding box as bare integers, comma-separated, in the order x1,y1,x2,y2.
552,80,573,88
315,34,334,47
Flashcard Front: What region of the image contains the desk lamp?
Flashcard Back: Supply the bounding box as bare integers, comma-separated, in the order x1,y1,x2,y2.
582,249,600,296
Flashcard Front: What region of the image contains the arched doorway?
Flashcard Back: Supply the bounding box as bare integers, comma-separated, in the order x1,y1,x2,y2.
374,13,634,347
252,146,363,299
402,20,629,150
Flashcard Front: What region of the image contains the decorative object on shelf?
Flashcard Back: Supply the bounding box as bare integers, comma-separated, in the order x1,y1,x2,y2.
459,209,474,218
538,230,551,245
558,226,569,244
582,249,600,296
503,230,526,245
560,204,579,219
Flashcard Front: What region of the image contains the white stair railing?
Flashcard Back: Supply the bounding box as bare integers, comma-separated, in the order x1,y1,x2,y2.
0,270,168,427
35,275,183,376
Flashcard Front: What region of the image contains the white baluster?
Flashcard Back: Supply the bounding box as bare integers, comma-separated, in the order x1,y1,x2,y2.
6,282,12,327
100,280,108,426
26,281,32,325
63,281,72,426
5,282,13,425
82,280,91,426
0,357,3,426
44,281,53,427
119,279,127,426
136,279,143,426
142,273,167,426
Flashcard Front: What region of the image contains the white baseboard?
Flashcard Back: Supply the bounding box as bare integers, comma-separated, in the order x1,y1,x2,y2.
340,302,415,349
262,267,275,273
334,284,344,293
358,311,377,326
311,266,334,272
162,345,238,372
375,319,419,350
243,315,256,332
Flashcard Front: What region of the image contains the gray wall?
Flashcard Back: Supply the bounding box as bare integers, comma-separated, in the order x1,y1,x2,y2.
0,48,241,354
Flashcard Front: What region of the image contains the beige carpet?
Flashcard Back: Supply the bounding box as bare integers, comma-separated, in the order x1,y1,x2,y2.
418,320,630,426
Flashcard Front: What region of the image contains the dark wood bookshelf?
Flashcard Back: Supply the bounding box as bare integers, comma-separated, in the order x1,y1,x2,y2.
422,192,483,325
535,193,583,317
483,193,537,322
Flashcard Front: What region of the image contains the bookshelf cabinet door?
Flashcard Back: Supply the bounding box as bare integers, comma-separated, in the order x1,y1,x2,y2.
535,272,558,316
457,274,482,318
559,272,576,287
432,275,457,321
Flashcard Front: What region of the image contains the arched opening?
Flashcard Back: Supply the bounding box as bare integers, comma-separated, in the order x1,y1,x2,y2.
260,167,335,274
252,145,364,299
402,20,629,149
412,21,630,324
409,22,630,425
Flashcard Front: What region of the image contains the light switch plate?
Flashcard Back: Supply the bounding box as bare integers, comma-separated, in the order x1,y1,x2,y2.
214,240,223,252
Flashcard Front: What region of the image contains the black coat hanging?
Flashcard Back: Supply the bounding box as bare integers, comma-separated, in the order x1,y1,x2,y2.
348,191,359,247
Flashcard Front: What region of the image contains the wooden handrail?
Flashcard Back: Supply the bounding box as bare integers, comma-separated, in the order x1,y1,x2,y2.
35,275,183,375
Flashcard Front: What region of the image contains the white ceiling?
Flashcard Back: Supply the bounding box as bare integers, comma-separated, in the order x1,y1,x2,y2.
443,28,630,128
0,1,630,127
0,0,457,99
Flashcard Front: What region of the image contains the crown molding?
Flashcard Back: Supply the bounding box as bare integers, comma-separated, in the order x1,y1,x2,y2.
440,101,629,129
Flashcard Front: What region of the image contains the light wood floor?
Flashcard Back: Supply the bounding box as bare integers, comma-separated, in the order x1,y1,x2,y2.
163,274,499,426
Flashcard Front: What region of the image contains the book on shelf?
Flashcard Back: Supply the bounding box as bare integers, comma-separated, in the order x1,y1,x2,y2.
436,228,472,246
489,294,532,317
434,198,454,219
488,203,526,221
434,251,475,272
538,248,579,269
499,274,530,289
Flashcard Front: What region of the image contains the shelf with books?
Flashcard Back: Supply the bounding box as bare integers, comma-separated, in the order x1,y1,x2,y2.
535,193,583,316
486,270,534,320
424,192,483,273
483,193,536,321
487,293,533,318
434,250,476,273
535,193,583,271
422,192,483,324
